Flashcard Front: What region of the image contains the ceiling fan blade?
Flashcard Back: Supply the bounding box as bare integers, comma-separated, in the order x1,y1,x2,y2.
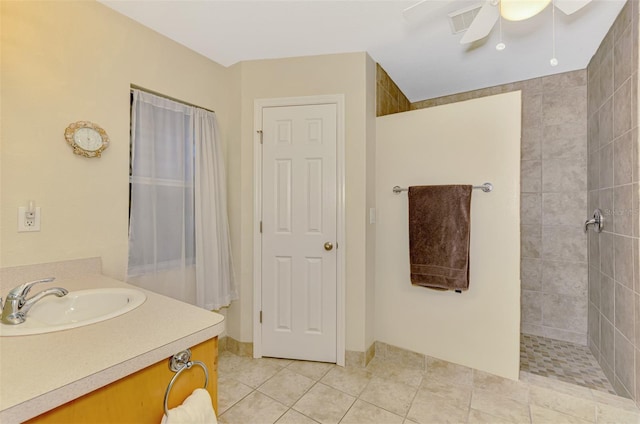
403,0,448,23
554,0,592,15
459,1,499,44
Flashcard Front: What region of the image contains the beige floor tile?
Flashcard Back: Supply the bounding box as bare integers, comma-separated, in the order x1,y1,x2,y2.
258,368,315,406
218,352,254,377
526,373,594,400
530,404,593,424
218,347,640,424
425,357,474,386
228,359,283,388
591,390,638,410
384,344,426,370
467,408,521,424
406,391,468,424
366,358,423,388
359,376,418,416
218,391,288,424
340,399,404,424
320,366,372,397
287,360,335,381
293,383,355,424
471,388,531,423
218,350,239,362
419,377,472,410
261,357,295,368
473,370,530,404
217,376,254,414
596,403,640,424
529,385,596,422
275,409,319,424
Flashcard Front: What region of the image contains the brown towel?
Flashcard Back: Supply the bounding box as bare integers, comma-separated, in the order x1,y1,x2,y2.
408,185,472,291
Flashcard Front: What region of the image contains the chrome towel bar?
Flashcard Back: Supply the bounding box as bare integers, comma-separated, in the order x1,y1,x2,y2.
393,182,493,194
164,349,210,415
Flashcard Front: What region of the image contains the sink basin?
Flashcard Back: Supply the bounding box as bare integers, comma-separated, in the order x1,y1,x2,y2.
0,288,146,336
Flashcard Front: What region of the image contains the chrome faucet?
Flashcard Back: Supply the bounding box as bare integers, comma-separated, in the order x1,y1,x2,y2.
0,277,68,325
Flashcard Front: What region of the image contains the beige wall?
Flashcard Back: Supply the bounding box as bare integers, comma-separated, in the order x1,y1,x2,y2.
223,63,244,342
0,1,231,279
375,92,521,379
411,70,590,345
365,57,377,350
1,1,379,354
1,1,524,372
225,53,377,351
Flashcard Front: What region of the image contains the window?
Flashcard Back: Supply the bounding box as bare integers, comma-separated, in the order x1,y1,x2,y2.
127,89,237,309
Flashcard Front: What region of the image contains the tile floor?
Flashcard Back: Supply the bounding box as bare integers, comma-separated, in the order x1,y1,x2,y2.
520,334,616,395
217,350,640,424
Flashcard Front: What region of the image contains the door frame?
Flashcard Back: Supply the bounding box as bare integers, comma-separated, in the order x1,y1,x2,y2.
253,95,346,366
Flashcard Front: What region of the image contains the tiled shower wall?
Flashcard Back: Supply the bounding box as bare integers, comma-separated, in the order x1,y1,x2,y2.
411,72,589,345
586,0,639,401
518,73,589,345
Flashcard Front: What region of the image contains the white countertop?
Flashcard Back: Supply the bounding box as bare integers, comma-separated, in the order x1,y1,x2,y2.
0,274,225,423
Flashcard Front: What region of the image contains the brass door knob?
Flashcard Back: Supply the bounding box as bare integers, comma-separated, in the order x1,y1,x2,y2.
324,242,333,251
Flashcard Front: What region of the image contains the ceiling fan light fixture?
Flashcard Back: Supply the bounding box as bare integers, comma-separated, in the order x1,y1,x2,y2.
500,0,551,21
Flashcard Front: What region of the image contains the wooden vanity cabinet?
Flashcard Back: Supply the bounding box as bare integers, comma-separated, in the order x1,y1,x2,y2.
26,337,218,424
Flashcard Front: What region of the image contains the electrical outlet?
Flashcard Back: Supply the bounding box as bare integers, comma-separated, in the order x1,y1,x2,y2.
18,206,41,232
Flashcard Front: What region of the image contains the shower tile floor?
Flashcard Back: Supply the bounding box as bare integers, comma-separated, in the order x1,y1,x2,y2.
520,333,616,395
217,348,639,423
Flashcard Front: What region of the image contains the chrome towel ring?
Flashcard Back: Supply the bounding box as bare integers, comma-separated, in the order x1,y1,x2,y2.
163,349,210,415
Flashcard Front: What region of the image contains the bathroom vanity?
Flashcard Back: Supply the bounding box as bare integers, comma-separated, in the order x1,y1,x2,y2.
0,274,225,423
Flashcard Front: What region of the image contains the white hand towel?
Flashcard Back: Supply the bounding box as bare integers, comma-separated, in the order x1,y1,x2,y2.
161,388,217,424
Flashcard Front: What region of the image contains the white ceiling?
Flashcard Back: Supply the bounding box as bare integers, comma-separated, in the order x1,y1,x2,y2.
100,0,625,102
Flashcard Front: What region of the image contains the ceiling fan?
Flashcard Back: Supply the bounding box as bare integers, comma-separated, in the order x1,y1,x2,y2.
403,0,592,44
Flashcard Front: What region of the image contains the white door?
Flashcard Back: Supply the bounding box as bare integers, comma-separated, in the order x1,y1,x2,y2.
261,103,337,363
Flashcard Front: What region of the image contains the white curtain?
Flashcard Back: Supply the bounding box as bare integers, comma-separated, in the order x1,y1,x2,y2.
194,109,237,310
128,89,237,310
